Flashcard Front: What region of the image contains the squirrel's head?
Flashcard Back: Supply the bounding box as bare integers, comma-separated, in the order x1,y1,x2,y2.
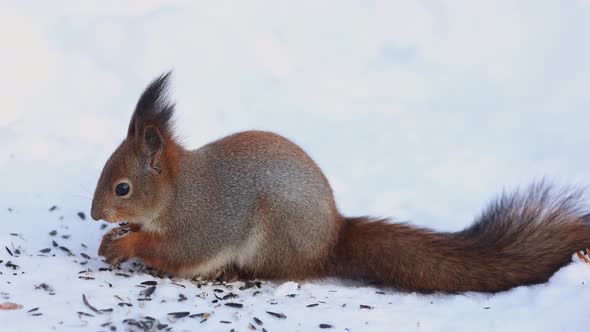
91,72,182,228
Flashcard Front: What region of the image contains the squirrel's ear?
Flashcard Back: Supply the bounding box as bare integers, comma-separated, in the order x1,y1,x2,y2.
143,125,165,174
127,71,176,143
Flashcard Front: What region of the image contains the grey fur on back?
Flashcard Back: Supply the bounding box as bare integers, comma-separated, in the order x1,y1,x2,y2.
158,130,339,277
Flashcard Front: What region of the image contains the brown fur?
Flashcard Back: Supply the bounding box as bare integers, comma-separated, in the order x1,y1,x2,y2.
331,211,590,293
92,73,590,293
99,228,182,274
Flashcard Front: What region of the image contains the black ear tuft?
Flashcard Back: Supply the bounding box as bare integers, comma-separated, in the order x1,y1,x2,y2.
128,71,176,140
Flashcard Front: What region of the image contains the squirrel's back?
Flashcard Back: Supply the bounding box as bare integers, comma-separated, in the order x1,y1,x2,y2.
171,130,340,278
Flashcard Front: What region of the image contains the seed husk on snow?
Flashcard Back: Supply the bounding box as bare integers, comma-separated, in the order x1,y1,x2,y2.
59,246,72,254
82,294,100,314
140,286,156,298
140,281,157,286
79,276,95,280
35,283,55,295
189,312,211,319
266,311,287,319
77,311,94,318
82,294,110,314
167,311,190,321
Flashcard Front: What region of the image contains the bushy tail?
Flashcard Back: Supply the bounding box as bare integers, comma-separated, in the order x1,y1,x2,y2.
331,183,590,293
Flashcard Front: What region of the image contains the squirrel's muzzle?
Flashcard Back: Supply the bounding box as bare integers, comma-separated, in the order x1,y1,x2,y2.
90,201,103,221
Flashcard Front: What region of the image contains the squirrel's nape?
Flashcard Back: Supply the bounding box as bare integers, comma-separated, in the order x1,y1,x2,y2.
331,183,590,293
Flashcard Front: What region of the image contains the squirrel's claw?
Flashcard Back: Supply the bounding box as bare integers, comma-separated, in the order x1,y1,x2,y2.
576,248,590,264
98,227,130,266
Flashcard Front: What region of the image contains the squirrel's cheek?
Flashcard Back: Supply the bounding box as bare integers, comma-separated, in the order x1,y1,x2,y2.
112,211,131,223
100,207,128,223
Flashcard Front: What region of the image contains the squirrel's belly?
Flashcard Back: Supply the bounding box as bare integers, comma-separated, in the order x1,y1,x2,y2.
177,224,266,277
177,247,235,277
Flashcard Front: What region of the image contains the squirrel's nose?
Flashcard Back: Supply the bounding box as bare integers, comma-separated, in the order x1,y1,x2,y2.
91,209,102,221
90,202,103,221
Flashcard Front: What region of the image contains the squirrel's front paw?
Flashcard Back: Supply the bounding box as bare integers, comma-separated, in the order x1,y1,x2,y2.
98,227,131,266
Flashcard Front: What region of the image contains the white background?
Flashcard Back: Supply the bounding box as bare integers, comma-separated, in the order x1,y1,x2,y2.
1,1,589,331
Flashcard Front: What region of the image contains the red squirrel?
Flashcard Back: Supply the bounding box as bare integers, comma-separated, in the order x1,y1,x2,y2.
91,72,590,293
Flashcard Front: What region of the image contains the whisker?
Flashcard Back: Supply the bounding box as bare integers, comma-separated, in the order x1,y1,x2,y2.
70,194,93,201
78,184,93,194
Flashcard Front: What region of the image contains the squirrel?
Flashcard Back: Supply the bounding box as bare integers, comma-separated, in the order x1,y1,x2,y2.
91,72,590,293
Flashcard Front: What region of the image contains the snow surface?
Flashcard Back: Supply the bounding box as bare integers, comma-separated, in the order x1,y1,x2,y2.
2,200,590,332
2,1,590,331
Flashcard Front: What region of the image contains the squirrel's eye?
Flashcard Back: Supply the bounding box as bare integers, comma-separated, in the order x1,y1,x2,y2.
115,183,130,197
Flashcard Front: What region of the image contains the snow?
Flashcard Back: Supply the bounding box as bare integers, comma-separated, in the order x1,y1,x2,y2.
2,205,590,331
2,1,590,331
